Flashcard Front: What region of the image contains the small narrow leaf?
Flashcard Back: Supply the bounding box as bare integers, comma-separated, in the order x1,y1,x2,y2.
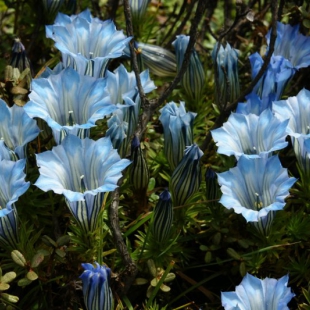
1,272,16,284
26,270,38,281
31,253,44,268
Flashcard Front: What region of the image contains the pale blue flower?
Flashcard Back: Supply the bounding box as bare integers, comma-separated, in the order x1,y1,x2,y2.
249,53,295,103
218,155,296,223
172,35,205,102
159,101,196,170
152,189,173,243
236,93,271,115
124,42,177,77
272,88,310,138
42,0,64,15
211,109,288,159
129,0,151,20
0,99,40,159
170,144,203,207
80,262,113,310
46,9,131,77
221,273,295,310
212,42,239,107
0,159,30,247
35,135,130,231
293,135,310,178
266,21,310,69
10,38,32,75
25,68,116,144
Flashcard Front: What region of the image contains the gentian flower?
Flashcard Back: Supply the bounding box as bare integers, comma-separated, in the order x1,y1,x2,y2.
159,101,196,170
0,159,30,247
0,99,40,159
152,190,173,243
293,135,310,180
272,88,310,138
42,0,64,15
172,35,205,103
10,38,32,76
105,64,156,141
236,93,270,115
218,155,296,233
25,67,116,144
80,262,113,310
124,42,177,77
266,21,310,69
129,0,151,21
212,42,239,107
130,135,149,191
221,273,295,310
35,135,130,232
170,144,203,207
106,107,129,154
249,53,295,104
46,9,131,77
211,109,288,160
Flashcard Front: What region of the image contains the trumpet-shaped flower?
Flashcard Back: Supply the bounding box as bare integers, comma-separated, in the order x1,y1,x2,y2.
46,9,131,77
159,101,196,170
249,53,295,103
124,42,177,77
25,68,116,144
212,42,239,107
35,135,130,231
218,155,296,223
80,262,113,310
105,64,156,106
221,273,295,310
0,99,40,159
266,21,310,69
129,0,151,21
152,190,173,243
172,35,205,102
0,159,30,247
272,88,310,138
170,144,203,207
236,93,271,116
211,109,288,159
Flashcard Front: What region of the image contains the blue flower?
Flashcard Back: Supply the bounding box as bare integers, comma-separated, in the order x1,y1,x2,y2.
249,53,295,103
211,109,288,159
221,273,295,310
46,9,131,77
159,101,196,170
35,135,130,231
10,38,32,75
272,88,310,138
25,68,116,144
80,262,113,310
0,99,40,159
0,159,30,247
236,93,271,115
172,35,205,102
266,21,310,69
212,42,239,107
42,0,64,15
170,144,203,207
105,64,156,106
124,42,177,77
129,0,151,21
218,156,296,224
152,190,173,243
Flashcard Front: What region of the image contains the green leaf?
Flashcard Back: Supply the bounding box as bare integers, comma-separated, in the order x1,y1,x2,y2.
11,250,26,267
55,249,66,258
18,278,32,286
0,283,9,291
227,248,241,260
26,270,38,281
56,235,70,246
1,272,16,284
31,253,44,268
41,235,57,247
1,293,19,303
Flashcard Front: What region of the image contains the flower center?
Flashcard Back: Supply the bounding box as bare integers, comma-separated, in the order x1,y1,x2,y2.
67,111,75,126
254,192,263,210
80,175,87,193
